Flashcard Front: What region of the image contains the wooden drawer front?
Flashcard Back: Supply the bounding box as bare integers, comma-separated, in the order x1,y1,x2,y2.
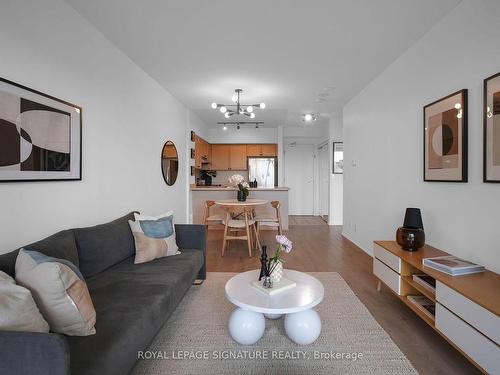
373,243,402,273
374,258,401,295
436,303,500,374
436,281,500,344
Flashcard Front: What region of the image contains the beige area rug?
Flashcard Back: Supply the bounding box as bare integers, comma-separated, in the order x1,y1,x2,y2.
132,272,417,375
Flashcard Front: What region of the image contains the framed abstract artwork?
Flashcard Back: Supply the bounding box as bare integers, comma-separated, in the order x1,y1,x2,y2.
484,72,500,182
0,78,82,182
423,89,467,182
332,142,344,174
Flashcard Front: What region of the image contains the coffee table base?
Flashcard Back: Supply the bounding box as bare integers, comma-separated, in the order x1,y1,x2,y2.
228,308,265,345
228,308,321,345
284,308,321,345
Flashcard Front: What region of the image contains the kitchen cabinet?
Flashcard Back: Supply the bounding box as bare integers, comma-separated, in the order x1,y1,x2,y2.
246,144,277,157
211,144,230,170
229,145,247,170
194,136,211,169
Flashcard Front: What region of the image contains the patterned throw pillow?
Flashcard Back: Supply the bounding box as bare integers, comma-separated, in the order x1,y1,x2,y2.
129,211,180,264
15,249,96,336
0,271,49,333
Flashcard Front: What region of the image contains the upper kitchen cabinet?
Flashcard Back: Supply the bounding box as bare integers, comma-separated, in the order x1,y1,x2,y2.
194,135,211,169
246,144,277,157
229,145,247,170
211,144,230,170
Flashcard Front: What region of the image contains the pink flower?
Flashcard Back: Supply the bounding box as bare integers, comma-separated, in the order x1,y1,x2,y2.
276,235,293,253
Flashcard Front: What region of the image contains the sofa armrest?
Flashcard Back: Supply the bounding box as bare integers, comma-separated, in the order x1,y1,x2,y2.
0,331,70,375
175,224,206,279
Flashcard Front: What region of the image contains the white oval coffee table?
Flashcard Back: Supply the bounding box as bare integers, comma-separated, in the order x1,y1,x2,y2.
225,269,324,345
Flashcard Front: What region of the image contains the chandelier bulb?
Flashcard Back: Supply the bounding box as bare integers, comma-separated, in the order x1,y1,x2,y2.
247,106,253,113
232,95,238,102
220,106,227,113
250,113,256,119
260,102,266,109
211,102,217,109
224,112,230,118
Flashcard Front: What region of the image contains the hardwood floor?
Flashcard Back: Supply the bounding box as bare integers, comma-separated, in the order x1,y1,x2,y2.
206,218,480,375
288,215,327,225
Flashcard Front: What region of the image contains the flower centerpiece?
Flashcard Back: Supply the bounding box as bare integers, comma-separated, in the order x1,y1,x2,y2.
267,235,293,284
228,174,249,201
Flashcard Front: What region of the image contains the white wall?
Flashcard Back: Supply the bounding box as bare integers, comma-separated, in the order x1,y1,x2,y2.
0,0,196,252
329,115,343,225
343,0,500,273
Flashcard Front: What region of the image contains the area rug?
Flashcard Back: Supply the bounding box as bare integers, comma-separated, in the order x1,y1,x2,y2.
132,272,417,374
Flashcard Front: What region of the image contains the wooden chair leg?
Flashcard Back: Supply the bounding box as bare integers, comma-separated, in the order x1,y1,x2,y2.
221,211,230,257
252,223,261,252
244,212,252,257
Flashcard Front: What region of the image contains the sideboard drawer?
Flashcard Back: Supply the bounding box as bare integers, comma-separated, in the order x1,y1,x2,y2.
374,258,402,295
436,303,499,374
373,243,402,273
436,281,500,344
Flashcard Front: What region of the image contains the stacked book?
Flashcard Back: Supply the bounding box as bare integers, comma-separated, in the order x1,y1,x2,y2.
422,255,484,276
407,295,435,320
412,274,436,293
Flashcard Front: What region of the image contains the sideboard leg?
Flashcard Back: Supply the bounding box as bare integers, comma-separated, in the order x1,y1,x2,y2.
376,280,381,292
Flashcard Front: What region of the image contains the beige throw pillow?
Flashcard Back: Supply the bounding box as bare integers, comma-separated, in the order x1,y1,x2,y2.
0,271,49,333
15,249,96,336
129,211,180,264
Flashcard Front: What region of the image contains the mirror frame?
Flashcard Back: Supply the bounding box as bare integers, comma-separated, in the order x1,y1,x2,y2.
161,140,179,186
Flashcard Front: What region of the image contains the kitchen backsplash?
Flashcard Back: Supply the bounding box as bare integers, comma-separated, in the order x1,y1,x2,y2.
211,170,249,185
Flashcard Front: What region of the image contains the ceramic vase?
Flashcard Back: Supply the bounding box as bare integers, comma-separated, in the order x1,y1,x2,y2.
237,190,246,202
270,261,283,283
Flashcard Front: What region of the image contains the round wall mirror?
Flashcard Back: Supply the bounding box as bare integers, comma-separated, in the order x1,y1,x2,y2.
161,141,179,186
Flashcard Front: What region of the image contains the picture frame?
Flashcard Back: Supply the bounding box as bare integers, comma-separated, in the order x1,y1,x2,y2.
0,78,82,182
483,72,500,183
332,142,344,174
423,89,467,182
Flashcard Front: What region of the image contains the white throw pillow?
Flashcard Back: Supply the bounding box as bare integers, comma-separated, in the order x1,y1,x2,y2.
129,210,179,264
15,249,96,336
0,271,49,333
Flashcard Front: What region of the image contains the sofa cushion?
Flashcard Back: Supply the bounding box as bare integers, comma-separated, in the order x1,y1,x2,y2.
0,230,78,278
15,250,97,336
0,271,49,333
73,212,137,278
67,249,204,375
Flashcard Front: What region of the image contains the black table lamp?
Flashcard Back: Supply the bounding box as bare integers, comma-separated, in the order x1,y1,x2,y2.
396,208,425,251
403,208,424,230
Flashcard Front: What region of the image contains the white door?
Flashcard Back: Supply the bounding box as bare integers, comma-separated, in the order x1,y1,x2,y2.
318,143,330,220
284,144,314,215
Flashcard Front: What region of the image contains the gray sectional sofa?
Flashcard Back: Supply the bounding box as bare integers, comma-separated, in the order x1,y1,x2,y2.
0,212,206,375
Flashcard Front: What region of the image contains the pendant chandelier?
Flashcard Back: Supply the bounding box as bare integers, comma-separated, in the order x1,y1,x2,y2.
211,89,266,119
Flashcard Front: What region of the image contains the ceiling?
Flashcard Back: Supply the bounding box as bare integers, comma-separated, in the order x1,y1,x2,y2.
66,0,460,128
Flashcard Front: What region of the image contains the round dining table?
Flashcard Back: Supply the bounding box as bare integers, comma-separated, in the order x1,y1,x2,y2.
214,199,268,257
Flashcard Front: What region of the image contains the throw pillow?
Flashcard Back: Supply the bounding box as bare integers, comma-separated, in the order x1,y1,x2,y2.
129,211,180,264
0,271,49,333
15,249,96,336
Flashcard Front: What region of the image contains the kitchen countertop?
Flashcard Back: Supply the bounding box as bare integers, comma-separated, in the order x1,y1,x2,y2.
190,186,289,191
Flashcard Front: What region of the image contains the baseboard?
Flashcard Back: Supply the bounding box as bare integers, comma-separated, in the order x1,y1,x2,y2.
341,232,373,257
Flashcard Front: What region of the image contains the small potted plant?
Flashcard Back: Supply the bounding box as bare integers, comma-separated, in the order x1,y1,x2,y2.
268,235,293,284
228,174,249,201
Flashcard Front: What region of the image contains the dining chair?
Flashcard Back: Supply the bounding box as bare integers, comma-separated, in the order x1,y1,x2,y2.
221,207,260,257
203,200,224,227
254,200,283,236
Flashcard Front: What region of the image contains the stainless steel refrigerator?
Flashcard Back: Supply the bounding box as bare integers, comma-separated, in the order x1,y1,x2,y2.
248,157,278,187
